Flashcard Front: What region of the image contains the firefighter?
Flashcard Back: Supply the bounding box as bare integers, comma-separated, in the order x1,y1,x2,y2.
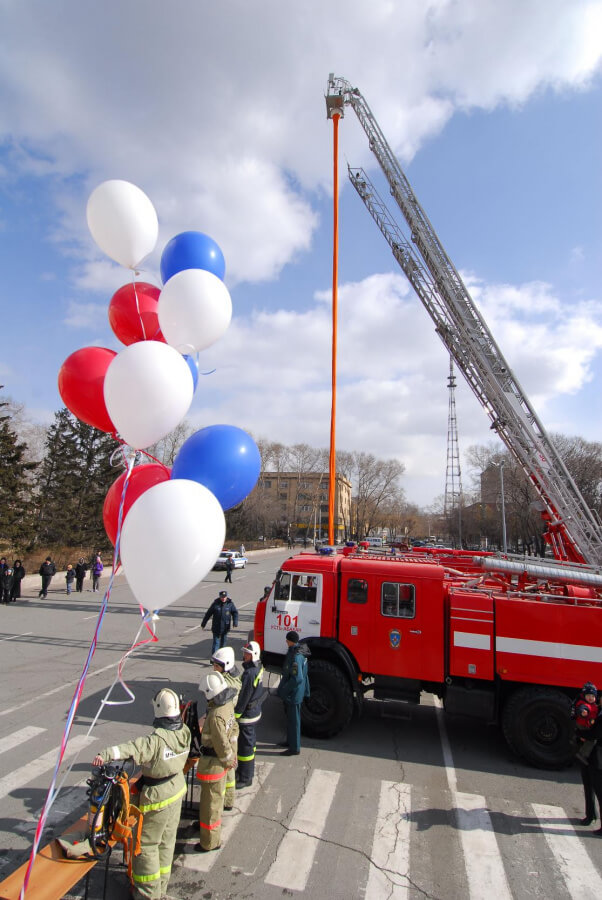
211,646,242,810
276,631,310,756
235,641,266,789
196,671,239,852
92,687,191,900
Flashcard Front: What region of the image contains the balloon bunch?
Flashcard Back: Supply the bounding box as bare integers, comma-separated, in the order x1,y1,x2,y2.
58,179,261,612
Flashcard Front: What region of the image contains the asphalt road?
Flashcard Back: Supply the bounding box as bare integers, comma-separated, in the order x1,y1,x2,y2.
1,548,601,899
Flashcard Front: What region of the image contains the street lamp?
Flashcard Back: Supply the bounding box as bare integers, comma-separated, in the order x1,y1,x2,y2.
493,461,507,554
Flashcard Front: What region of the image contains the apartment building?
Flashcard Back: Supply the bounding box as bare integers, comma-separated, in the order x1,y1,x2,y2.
257,471,352,541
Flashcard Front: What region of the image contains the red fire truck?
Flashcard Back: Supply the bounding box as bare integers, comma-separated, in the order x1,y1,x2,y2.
253,548,602,768
251,78,602,769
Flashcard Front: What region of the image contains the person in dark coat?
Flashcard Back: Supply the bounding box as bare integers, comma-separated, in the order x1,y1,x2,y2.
234,641,266,789
276,631,310,756
575,689,602,831
10,560,25,601
38,557,56,598
1,568,14,604
75,558,88,593
224,555,234,583
202,590,239,655
0,558,7,575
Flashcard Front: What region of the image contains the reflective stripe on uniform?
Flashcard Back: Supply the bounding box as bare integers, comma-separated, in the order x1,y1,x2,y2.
159,864,171,876
238,714,261,724
196,769,226,782
133,870,161,884
238,752,255,762
138,784,186,812
200,818,222,830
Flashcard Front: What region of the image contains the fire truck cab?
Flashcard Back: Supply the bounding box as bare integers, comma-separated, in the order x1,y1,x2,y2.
254,548,602,768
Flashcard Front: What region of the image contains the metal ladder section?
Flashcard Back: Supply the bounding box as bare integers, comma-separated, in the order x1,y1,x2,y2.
325,74,602,567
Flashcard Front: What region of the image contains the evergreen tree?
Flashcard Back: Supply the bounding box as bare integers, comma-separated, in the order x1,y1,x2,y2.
0,393,38,548
35,408,118,548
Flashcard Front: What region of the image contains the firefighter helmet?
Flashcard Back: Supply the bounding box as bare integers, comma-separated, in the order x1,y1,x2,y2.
201,671,227,700
152,688,180,718
582,682,597,696
211,646,235,672
242,641,261,663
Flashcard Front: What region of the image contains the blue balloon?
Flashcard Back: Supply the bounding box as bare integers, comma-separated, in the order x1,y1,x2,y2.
171,425,261,510
183,354,199,391
160,231,226,284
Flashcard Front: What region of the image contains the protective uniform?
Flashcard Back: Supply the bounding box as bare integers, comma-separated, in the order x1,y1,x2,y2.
235,642,266,787
277,632,310,754
211,647,242,810
96,688,191,900
196,672,239,851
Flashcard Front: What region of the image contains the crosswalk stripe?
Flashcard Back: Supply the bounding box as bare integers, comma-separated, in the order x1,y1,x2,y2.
455,791,512,900
265,768,340,892
178,762,275,872
364,780,411,899
0,734,96,802
0,726,45,755
532,803,602,899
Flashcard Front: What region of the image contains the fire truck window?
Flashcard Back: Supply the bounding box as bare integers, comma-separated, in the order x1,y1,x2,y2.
381,582,415,618
275,572,291,601
291,574,318,603
347,579,368,604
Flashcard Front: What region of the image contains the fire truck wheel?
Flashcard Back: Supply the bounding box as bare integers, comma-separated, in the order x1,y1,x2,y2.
301,659,354,738
502,687,573,769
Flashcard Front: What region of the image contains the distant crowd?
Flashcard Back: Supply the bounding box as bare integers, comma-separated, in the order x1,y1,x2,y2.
0,551,105,602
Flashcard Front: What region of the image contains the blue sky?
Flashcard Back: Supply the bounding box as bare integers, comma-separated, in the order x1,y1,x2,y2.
1,1,601,505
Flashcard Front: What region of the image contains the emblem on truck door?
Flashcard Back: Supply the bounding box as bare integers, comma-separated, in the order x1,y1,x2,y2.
389,629,401,649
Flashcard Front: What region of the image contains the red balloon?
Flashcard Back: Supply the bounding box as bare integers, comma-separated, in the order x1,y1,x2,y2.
108,282,166,345
58,347,117,433
103,463,171,545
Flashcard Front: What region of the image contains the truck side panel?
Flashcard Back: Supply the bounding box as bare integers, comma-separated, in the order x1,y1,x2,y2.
495,597,602,687
338,557,445,681
448,590,495,681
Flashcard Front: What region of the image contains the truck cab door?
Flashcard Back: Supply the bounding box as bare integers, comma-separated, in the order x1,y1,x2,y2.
263,570,322,654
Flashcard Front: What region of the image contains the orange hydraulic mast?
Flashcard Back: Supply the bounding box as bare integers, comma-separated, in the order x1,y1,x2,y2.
326,77,344,546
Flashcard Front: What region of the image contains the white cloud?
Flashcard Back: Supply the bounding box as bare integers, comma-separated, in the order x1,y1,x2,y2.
1,1,601,288
179,269,602,503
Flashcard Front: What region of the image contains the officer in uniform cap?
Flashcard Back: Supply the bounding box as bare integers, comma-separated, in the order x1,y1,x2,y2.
196,671,239,851
202,590,239,656
92,687,191,900
276,631,310,756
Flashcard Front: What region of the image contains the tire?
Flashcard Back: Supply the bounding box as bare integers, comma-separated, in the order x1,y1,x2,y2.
301,659,354,738
502,687,573,769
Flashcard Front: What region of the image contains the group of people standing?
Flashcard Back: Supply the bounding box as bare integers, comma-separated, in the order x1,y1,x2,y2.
88,600,311,899
0,557,25,603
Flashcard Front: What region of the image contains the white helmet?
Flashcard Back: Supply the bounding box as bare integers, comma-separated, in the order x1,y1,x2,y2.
152,688,180,718
211,646,235,672
201,671,227,700
242,641,261,663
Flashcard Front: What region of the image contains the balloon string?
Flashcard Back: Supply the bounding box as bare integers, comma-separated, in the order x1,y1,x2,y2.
18,452,138,899
131,274,148,341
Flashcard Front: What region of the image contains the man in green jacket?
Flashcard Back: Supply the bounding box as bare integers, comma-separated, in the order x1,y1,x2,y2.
92,687,191,900
276,631,310,755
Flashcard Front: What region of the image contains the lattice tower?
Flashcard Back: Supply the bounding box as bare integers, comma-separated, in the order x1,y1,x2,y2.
444,357,463,521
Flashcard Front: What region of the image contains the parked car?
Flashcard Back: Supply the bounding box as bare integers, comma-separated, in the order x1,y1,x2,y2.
213,550,248,570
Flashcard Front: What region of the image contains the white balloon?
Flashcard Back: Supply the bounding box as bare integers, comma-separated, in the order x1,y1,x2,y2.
120,479,225,610
158,268,232,353
104,341,193,449
86,180,159,269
